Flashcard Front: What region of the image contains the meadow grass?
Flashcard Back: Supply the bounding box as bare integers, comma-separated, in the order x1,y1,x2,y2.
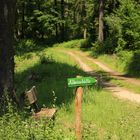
95,54,125,73
0,40,140,139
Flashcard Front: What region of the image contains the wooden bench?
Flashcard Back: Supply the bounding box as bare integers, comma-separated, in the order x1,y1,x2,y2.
25,86,56,120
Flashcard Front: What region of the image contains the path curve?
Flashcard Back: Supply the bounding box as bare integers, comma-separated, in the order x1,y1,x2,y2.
75,51,140,87
65,51,140,104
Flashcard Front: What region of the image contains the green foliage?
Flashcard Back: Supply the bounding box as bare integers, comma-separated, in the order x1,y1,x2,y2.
0,92,64,139
15,0,97,41
80,38,92,48
116,50,133,65
16,0,60,39
104,0,140,53
0,111,64,139
39,53,54,64
126,50,140,77
16,39,37,55
91,41,105,55
54,39,85,48
32,9,61,38
111,50,140,77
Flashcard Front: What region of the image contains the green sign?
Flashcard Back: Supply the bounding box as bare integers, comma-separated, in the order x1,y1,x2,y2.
67,77,97,87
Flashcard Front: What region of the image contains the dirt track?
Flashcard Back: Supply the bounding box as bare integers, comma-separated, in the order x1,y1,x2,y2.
65,51,140,104
76,51,140,87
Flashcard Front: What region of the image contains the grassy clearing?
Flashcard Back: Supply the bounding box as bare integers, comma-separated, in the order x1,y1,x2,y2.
0,40,140,139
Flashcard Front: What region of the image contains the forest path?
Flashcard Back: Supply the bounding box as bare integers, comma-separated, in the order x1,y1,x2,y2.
74,50,140,87
64,50,140,104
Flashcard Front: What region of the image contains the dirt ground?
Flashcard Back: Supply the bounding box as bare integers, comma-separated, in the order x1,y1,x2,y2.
65,51,140,104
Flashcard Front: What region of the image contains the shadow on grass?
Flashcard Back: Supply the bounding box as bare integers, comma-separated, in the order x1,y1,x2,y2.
15,38,57,56
15,61,88,107
83,70,117,90
126,51,140,78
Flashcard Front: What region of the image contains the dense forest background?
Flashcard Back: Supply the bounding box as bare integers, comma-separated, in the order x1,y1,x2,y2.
15,0,140,53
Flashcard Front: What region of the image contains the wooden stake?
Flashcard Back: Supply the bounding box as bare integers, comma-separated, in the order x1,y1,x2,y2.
75,86,83,140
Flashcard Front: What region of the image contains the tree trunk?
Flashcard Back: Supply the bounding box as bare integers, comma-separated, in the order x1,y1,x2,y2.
54,0,58,39
60,0,65,41
0,0,16,110
83,28,87,39
98,0,104,43
81,0,87,39
21,2,25,39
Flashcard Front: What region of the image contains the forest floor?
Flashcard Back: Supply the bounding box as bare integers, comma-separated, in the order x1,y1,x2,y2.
63,50,140,104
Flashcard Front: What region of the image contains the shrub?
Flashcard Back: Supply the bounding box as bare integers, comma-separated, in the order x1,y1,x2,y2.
116,50,140,77
0,113,65,139
126,50,140,77
39,54,54,64
103,0,140,53
54,39,85,48
91,41,104,55
16,39,37,55
116,50,133,65
0,98,65,140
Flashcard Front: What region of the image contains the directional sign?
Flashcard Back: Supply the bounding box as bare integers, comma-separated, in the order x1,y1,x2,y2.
67,77,97,87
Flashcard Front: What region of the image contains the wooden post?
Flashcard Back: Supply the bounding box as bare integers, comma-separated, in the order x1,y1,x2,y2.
67,76,97,140
75,86,83,140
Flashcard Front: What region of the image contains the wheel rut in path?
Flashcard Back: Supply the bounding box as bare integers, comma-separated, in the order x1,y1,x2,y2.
75,51,140,87
65,51,140,104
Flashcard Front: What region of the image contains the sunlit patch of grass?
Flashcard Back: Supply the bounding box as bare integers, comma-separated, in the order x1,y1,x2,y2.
96,54,125,73
82,88,140,139
53,39,85,48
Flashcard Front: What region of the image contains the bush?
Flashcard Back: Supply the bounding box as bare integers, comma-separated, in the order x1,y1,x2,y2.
80,38,92,48
54,39,85,48
39,54,54,64
0,99,65,140
126,50,140,77
16,39,37,55
116,50,140,77
103,0,140,53
116,50,133,65
0,113,65,139
91,41,104,55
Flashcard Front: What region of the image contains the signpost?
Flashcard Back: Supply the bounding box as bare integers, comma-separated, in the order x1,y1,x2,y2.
67,76,97,140
68,77,97,87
